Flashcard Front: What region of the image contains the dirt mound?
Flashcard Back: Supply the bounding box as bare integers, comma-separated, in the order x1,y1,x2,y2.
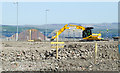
9,29,46,41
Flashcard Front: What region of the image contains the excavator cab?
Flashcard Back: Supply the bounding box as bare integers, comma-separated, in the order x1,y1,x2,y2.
82,27,93,38
82,27,102,40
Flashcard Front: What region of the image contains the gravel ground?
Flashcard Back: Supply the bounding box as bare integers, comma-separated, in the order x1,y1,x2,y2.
0,41,119,71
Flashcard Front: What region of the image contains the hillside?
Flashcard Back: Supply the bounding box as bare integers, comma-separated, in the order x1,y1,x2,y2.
1,23,118,38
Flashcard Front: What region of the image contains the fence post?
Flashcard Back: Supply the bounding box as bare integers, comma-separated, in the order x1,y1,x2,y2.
56,32,58,59
51,32,64,59
29,29,31,40
95,42,97,64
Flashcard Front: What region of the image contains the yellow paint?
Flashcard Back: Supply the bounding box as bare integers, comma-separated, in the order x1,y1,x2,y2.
51,32,64,59
28,29,35,42
28,40,34,42
29,29,31,40
95,42,97,64
83,33,102,40
56,32,58,59
51,24,102,41
51,42,64,44
51,24,86,41
95,42,97,56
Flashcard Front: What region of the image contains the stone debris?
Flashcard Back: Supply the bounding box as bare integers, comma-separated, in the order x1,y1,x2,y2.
0,41,119,71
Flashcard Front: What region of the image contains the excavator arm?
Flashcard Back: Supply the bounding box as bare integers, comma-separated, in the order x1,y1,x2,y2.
50,23,102,41
69,24,85,30
51,24,86,41
51,24,69,41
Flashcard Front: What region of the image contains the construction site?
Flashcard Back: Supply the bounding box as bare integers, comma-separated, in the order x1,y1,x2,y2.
1,2,119,72
0,23,119,71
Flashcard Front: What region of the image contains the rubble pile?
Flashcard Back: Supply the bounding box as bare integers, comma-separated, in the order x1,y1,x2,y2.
0,42,118,71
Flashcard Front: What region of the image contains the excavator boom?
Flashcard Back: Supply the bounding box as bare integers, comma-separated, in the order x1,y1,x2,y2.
51,24,86,41
51,24,69,41
69,24,85,30
51,24,102,41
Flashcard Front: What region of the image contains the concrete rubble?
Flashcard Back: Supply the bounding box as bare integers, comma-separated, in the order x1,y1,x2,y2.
0,41,119,71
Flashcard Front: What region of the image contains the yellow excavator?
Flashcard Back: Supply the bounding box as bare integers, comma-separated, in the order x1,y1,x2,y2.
51,24,102,41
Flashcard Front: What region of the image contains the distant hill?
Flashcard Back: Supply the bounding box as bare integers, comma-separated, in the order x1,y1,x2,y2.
1,23,118,38
22,23,118,30
1,25,53,37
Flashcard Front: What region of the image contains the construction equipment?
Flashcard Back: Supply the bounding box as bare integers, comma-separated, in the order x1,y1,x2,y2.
51,24,102,41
